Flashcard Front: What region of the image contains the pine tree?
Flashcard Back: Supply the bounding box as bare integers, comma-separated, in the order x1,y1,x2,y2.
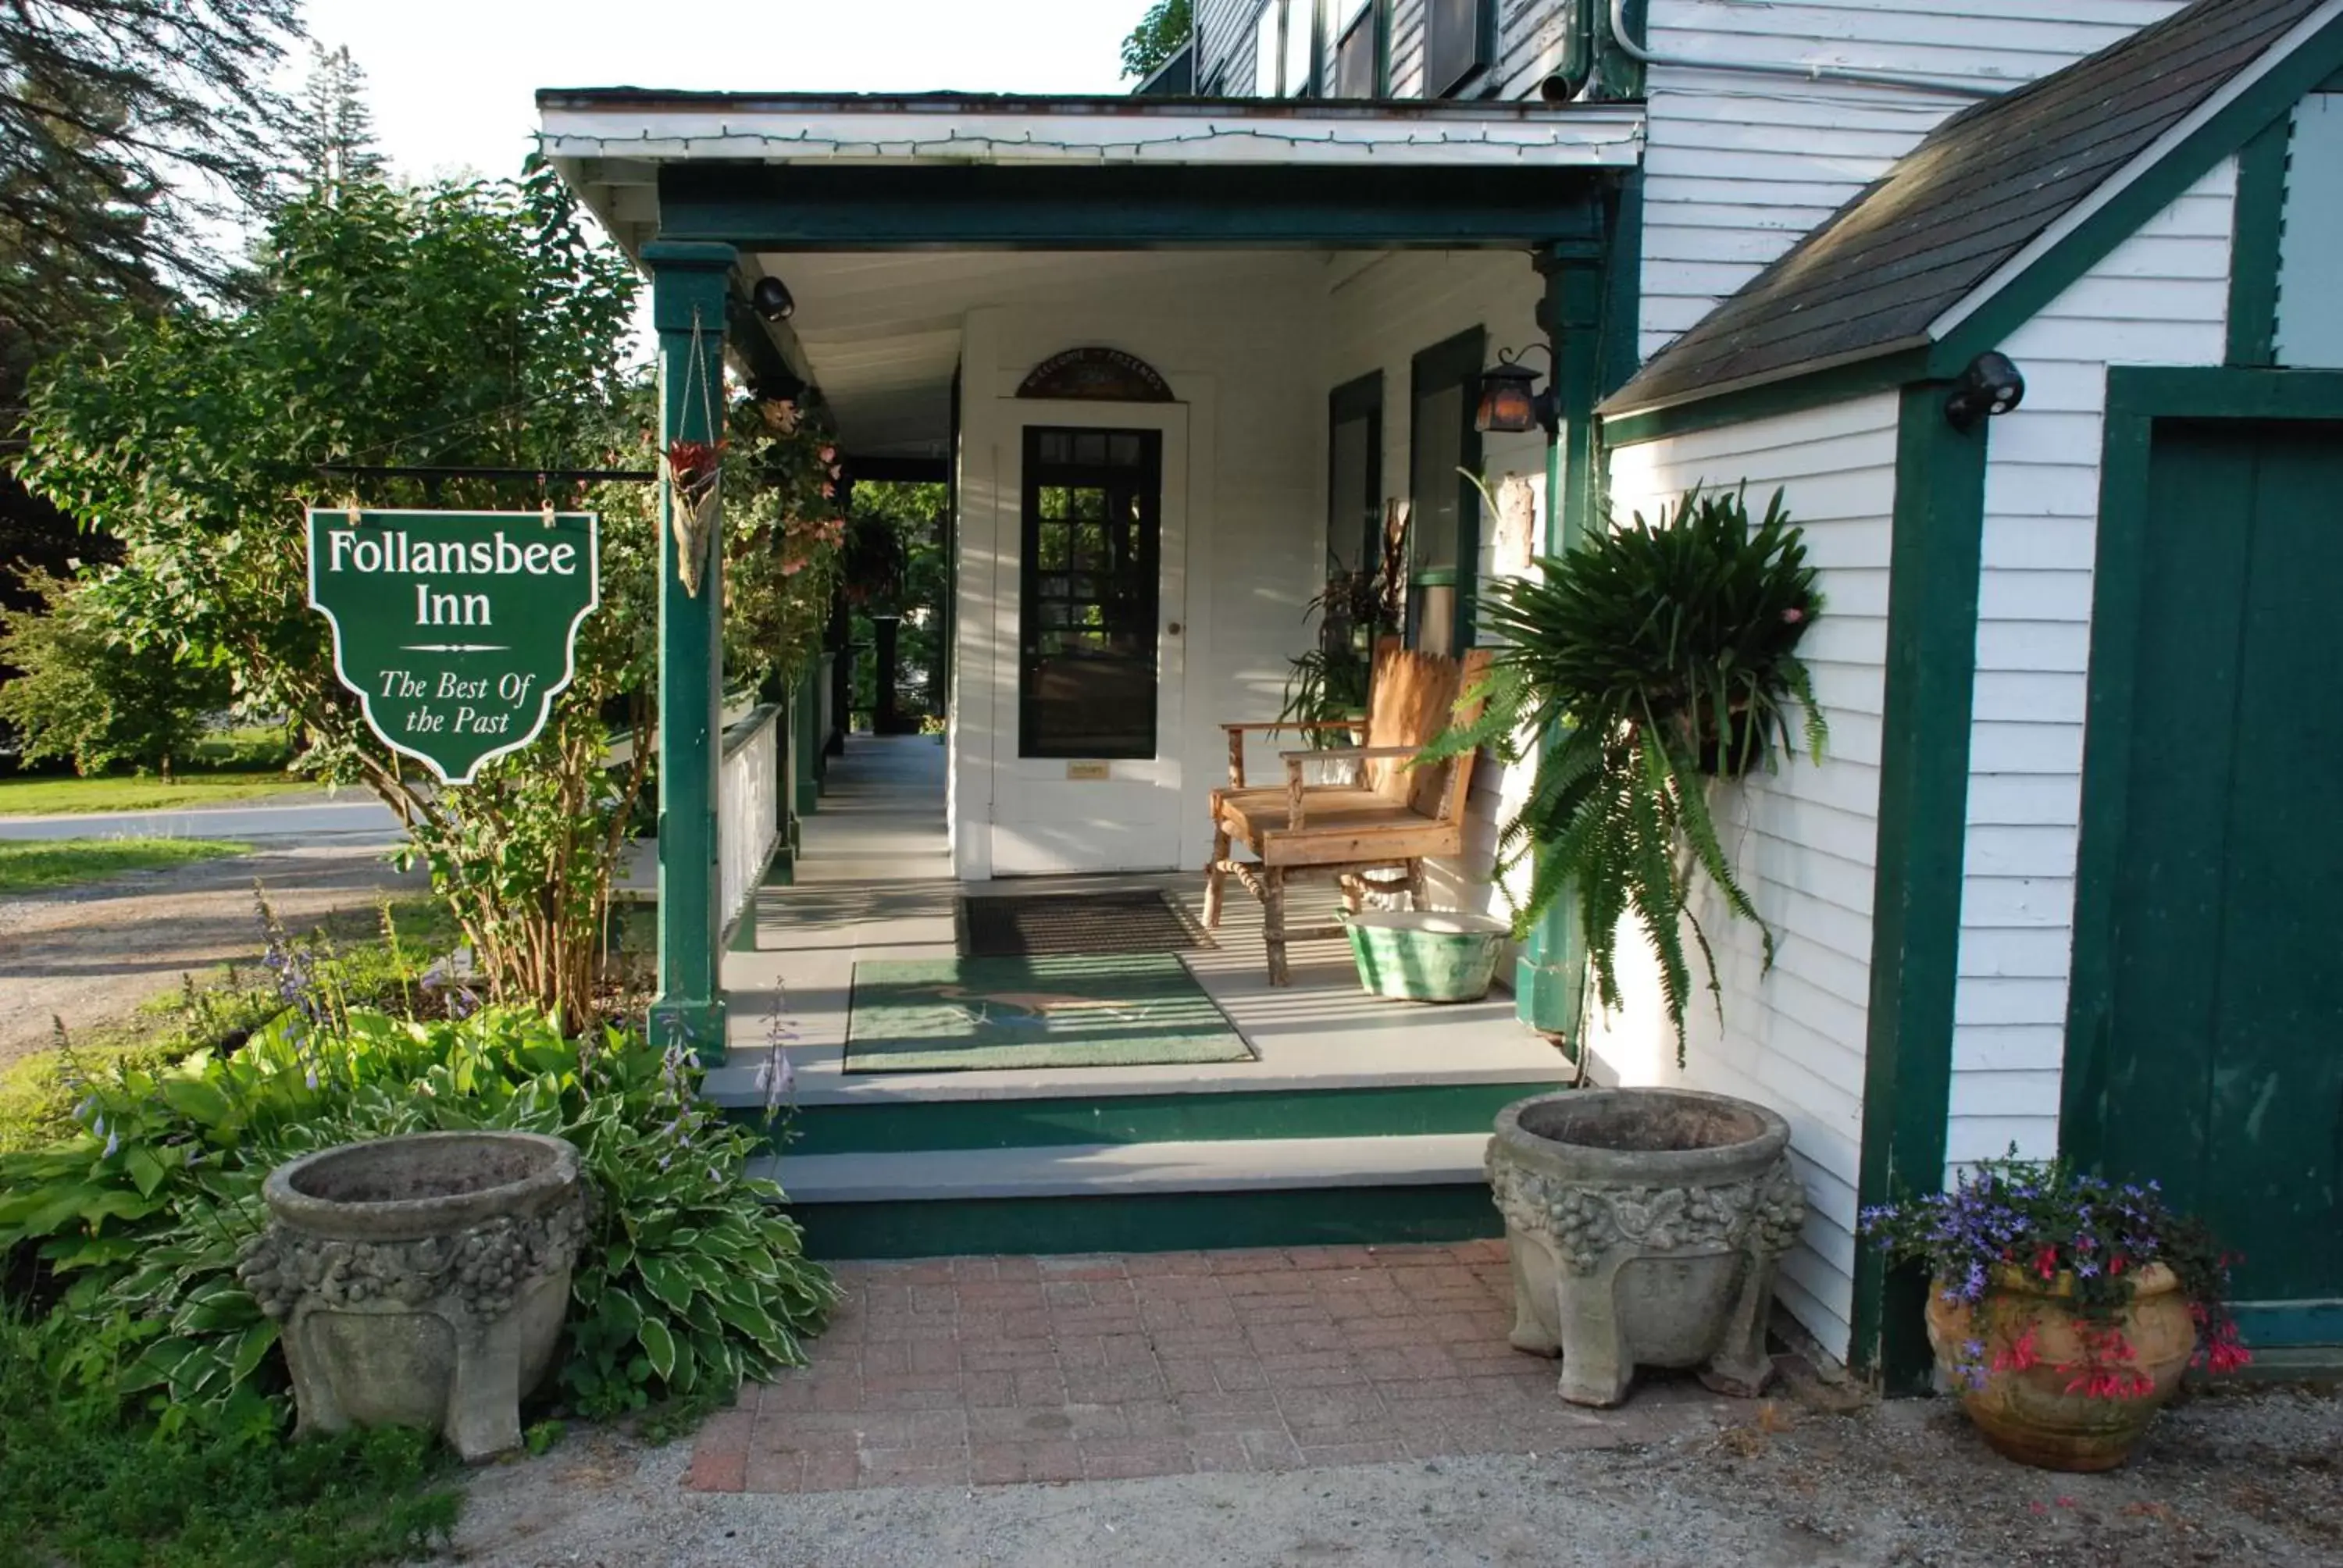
291,44,387,195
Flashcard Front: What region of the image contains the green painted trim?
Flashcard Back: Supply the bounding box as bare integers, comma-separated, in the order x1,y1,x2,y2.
1599,172,1646,401
1592,0,1648,102
2228,113,2293,368
1375,0,1394,98
1514,241,1610,1039
1408,326,1485,650
1849,383,1991,1392
1935,15,2343,372
646,243,736,1062
2063,366,2343,1167
2227,1300,2343,1348
1602,348,1930,447
790,1182,1500,1261
793,662,822,818
654,162,1610,251
732,1080,1567,1157
2107,363,2343,419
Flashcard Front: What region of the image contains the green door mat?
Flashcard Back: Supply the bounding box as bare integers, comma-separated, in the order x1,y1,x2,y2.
845,953,1255,1074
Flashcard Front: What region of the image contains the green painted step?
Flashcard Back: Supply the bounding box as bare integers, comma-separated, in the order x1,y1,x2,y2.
722,1078,1567,1157
757,1131,1502,1260
791,1184,1500,1261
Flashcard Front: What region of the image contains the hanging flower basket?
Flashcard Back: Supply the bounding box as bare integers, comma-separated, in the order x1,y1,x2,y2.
664,437,726,597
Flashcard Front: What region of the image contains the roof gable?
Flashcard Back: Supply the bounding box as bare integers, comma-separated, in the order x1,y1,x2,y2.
1605,0,2343,418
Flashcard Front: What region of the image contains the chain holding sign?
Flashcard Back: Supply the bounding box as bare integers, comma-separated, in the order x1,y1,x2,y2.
308,508,601,784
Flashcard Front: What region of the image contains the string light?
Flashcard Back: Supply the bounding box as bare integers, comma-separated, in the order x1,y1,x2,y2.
543,119,1645,166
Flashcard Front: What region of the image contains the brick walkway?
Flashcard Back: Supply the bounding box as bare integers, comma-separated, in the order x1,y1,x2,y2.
687,1242,1746,1493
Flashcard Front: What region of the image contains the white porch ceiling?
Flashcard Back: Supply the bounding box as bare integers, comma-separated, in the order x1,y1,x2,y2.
770,251,1347,460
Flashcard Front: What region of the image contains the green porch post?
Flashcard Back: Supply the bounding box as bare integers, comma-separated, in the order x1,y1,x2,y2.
1513,242,1609,1041
644,240,736,1060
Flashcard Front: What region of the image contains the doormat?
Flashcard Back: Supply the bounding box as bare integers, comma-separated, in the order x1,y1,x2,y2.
844,953,1254,1074
962,889,1214,959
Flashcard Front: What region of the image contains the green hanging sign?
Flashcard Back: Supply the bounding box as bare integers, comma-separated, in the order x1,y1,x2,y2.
307,508,601,785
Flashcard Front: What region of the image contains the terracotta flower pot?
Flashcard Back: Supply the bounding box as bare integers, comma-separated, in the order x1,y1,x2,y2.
1924,1263,2197,1472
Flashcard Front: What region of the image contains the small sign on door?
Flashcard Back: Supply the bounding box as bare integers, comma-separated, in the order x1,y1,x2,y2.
1066,761,1111,781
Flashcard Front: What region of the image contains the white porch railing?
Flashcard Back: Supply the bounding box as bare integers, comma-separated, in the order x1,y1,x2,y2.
719,704,783,938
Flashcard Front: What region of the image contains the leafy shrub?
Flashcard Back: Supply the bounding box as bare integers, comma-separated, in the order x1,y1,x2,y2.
1432,483,1827,1057
0,1003,833,1425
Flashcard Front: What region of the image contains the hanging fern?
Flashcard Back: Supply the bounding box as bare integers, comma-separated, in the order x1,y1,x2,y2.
1427,483,1828,1060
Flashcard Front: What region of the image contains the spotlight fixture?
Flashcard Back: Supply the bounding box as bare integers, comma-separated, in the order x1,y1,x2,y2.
751,275,795,323
1944,351,2025,432
1475,344,1558,435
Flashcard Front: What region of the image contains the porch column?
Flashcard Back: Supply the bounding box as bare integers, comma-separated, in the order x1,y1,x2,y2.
1514,241,1609,1041
645,240,736,1060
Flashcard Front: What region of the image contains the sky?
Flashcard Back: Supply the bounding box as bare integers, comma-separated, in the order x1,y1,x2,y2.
296,0,1150,184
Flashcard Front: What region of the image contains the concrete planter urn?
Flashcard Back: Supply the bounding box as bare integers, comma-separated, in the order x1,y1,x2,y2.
238,1131,590,1461
1486,1089,1805,1407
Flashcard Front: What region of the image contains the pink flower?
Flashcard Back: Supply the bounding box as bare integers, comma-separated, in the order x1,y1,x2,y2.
1781,607,1806,624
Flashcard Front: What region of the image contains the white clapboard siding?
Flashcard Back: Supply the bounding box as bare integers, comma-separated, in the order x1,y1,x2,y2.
1950,159,2237,1176
1639,0,2188,359
1319,249,1550,915
1596,392,1902,1360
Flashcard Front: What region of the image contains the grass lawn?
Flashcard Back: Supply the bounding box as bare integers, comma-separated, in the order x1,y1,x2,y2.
0,768,315,816
0,837,251,895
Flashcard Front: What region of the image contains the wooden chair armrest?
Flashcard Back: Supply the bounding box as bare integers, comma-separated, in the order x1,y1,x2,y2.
1277,745,1423,764
1221,720,1358,732
1223,720,1358,786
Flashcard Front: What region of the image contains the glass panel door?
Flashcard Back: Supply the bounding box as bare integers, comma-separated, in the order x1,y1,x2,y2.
1019,426,1164,759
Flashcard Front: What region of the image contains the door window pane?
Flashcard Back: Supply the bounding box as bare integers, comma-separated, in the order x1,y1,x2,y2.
1020,427,1164,759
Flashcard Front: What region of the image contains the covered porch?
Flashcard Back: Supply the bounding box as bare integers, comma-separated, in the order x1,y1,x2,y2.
538,90,1642,1065
708,732,1570,1257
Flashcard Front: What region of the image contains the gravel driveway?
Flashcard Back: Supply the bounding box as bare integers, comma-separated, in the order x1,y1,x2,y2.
444,1380,2340,1567
0,839,423,1066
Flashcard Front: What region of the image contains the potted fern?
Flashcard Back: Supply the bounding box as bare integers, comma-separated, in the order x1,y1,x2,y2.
1441,483,1827,1053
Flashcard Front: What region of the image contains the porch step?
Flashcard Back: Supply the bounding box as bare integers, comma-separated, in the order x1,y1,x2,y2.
758,1134,1504,1260
718,1078,1565,1157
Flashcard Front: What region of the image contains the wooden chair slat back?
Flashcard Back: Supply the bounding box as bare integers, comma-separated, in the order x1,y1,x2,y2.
1442,648,1496,827
1361,638,1489,819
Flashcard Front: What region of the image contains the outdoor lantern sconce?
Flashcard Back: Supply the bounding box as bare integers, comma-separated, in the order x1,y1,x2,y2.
1476,344,1560,435
1944,351,2026,432
751,275,796,323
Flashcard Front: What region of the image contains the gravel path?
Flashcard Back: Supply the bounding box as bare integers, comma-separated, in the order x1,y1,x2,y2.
445,1381,2340,1567
0,839,423,1066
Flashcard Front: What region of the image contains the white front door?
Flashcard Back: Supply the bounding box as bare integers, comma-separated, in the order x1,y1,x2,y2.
985,401,1188,875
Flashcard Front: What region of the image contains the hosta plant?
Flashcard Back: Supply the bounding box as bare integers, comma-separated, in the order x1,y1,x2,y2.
0,985,832,1428
1428,483,1825,1056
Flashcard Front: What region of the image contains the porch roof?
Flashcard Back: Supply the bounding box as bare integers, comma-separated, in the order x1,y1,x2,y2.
537,90,1643,255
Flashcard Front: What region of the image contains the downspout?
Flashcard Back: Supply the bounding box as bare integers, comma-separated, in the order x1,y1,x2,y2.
1603,0,2000,100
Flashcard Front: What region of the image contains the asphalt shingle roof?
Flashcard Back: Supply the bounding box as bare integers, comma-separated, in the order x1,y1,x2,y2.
1605,0,2332,415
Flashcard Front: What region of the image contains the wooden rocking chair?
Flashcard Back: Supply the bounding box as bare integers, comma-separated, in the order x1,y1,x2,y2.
1204,637,1494,984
